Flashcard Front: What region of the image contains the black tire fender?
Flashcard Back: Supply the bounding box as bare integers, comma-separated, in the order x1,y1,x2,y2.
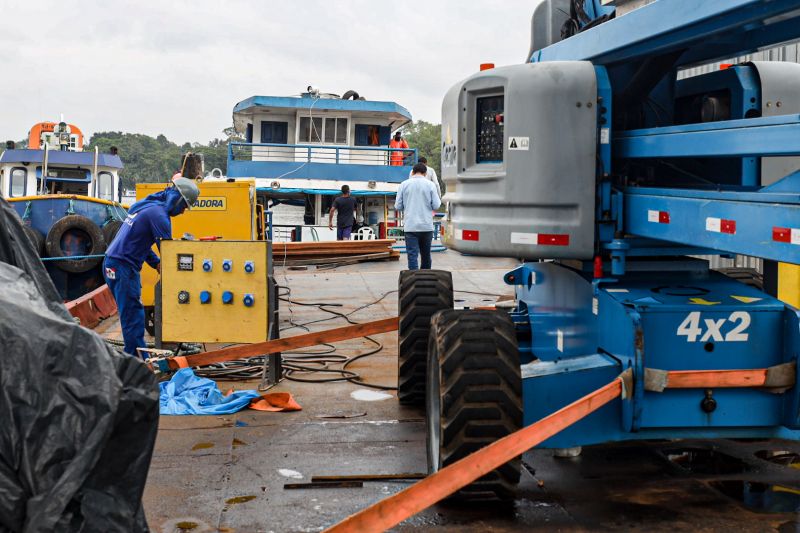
45,215,107,273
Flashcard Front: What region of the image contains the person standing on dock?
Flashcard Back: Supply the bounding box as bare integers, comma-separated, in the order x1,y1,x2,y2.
409,156,441,200
396,163,441,270
103,178,200,358
389,131,409,166
329,185,357,240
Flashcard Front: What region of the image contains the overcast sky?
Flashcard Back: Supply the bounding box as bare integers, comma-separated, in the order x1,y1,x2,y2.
0,0,536,144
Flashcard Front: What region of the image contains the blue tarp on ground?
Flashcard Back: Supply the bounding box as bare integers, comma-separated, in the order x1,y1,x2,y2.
159,368,261,415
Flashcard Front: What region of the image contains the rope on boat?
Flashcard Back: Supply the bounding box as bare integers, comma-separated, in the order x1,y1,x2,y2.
41,254,106,262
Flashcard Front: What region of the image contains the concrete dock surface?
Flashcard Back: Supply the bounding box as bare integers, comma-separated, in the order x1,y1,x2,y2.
97,251,800,532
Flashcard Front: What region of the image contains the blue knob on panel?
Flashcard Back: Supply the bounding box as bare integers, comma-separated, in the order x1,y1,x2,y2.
200,290,211,304
243,294,255,307
222,259,233,272
244,261,255,273
222,290,234,304
202,259,213,272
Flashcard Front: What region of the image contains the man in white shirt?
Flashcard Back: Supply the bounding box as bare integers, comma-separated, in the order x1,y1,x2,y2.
409,156,441,200
396,163,442,270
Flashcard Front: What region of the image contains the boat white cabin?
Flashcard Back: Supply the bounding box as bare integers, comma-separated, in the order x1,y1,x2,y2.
225,89,416,241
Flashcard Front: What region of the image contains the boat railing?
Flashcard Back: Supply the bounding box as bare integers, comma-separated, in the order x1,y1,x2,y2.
229,142,417,167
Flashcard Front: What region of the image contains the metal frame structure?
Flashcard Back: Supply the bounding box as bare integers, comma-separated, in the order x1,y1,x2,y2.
512,0,800,447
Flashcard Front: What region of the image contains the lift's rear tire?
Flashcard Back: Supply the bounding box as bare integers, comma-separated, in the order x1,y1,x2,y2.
398,270,453,405
426,309,522,501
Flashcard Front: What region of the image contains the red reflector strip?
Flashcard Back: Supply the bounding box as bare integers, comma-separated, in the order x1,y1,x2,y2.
706,217,736,235
647,210,670,224
537,233,570,246
460,229,480,241
773,226,800,244
720,219,736,234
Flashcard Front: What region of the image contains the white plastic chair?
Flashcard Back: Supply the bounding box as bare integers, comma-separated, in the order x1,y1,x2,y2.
354,227,376,240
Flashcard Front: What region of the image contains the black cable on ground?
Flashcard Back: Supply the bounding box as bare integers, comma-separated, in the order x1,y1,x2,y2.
107,283,506,388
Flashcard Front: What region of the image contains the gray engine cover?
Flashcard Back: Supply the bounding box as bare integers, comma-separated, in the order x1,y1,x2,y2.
441,61,598,260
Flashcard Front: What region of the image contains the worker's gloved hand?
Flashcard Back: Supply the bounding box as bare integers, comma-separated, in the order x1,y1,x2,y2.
181,232,196,241
156,262,161,274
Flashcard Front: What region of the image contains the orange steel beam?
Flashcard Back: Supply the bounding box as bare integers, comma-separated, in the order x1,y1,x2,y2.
325,377,624,533
663,369,768,388
167,316,398,370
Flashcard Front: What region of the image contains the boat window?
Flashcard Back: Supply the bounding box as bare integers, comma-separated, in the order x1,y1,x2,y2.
97,172,114,200
300,117,347,144
299,117,323,143
10,168,26,197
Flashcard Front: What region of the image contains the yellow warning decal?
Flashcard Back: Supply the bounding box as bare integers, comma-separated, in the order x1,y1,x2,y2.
689,298,721,306
730,295,762,304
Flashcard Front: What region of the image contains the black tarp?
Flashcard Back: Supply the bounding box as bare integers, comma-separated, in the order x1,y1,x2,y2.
0,198,159,532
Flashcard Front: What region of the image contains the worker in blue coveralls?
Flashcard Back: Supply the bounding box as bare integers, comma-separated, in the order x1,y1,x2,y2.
103,177,200,358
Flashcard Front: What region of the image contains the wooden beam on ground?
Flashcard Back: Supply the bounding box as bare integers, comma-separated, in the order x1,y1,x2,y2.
168,316,399,370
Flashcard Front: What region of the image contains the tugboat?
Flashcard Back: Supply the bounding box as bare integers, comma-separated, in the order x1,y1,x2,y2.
224,87,417,241
0,120,127,300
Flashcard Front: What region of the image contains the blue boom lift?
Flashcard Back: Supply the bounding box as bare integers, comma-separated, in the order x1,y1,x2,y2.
396,0,800,500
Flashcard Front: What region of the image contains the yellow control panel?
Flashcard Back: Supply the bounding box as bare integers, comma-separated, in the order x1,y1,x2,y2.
159,240,270,344
138,180,260,308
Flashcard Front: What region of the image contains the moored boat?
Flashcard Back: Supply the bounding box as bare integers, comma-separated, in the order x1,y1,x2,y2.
222,87,418,241
1,120,128,300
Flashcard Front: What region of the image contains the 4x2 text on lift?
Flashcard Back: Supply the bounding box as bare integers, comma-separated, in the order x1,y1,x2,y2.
676,311,751,342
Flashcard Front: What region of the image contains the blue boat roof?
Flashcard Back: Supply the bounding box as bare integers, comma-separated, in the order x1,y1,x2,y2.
0,149,123,169
233,95,412,123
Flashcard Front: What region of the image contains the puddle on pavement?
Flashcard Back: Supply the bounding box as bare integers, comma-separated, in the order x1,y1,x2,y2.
225,495,257,505
191,442,214,451
709,481,800,513
755,450,800,468
350,389,393,402
663,448,747,475
278,468,304,479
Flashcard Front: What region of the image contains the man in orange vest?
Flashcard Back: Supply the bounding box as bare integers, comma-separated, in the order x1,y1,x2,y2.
389,131,409,166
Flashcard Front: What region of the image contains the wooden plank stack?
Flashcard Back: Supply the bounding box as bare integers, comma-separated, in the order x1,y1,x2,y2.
273,239,399,266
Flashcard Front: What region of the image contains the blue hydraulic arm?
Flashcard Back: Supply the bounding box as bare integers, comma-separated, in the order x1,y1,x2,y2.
531,0,800,68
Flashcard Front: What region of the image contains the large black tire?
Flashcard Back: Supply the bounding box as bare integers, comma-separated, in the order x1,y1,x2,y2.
398,270,453,405
426,309,522,501
45,215,107,273
102,219,123,246
22,225,45,256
